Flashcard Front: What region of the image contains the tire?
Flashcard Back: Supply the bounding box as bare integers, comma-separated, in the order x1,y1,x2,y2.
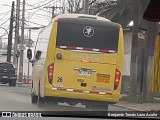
31,94,38,104
37,91,41,107
2,82,6,84
9,81,16,87
37,82,45,108
37,93,46,108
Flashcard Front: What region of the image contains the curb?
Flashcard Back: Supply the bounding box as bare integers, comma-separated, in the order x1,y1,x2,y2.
112,104,143,111
16,82,25,87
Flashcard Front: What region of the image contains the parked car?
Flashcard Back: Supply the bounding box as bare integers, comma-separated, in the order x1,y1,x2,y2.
0,62,17,86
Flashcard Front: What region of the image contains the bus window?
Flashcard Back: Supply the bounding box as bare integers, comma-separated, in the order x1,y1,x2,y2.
56,18,120,52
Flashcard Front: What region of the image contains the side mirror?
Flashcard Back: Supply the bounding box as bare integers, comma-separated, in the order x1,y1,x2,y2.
27,49,32,60
35,51,42,60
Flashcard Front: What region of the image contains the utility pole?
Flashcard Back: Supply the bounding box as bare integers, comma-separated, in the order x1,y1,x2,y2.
128,0,139,100
13,0,20,69
44,6,55,19
28,29,31,79
84,0,89,14
19,0,25,82
44,6,63,19
7,1,14,62
51,6,55,19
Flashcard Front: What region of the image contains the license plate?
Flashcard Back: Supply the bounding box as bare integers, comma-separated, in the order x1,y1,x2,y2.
96,73,110,83
78,68,91,76
2,76,8,78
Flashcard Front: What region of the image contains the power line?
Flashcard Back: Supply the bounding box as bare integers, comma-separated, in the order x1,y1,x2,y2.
25,3,51,13
31,0,48,6
0,10,11,22
21,19,46,27
29,15,50,19
0,18,10,27
0,11,11,15
25,9,51,20
29,13,50,18
0,26,9,38
25,0,55,11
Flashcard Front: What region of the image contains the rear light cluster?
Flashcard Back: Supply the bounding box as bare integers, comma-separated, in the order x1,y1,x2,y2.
114,69,121,90
48,63,54,84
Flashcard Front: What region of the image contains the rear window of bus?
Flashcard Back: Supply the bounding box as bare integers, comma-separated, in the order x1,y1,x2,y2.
56,18,120,52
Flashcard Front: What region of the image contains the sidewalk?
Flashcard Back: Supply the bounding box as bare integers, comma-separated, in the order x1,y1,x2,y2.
114,95,160,111
115,101,160,111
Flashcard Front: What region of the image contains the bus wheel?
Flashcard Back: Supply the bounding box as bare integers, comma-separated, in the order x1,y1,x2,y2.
37,83,45,108
37,83,41,107
37,92,40,107
9,80,16,87
31,93,38,104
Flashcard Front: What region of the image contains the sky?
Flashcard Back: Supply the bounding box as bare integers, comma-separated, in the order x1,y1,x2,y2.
0,0,62,44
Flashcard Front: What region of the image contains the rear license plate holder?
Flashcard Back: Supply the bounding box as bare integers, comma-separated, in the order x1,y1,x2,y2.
78,68,91,76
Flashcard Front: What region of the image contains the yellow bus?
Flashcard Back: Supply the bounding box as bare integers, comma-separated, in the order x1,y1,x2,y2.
27,14,124,111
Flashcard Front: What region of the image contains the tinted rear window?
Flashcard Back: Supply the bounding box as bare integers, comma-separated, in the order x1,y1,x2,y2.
0,63,13,69
56,18,120,51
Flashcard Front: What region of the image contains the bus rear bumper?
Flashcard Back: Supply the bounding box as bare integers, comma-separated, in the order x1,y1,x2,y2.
44,86,120,103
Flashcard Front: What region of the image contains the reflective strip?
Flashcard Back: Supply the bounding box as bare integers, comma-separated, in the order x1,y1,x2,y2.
90,91,99,94
106,92,112,95
60,46,67,49
58,46,115,53
92,48,99,52
99,49,109,53
52,88,58,90
83,90,90,93
99,92,106,95
73,89,83,92
52,87,112,95
76,47,83,50
67,46,76,49
83,48,93,51
58,88,67,91
66,89,73,92
109,50,115,53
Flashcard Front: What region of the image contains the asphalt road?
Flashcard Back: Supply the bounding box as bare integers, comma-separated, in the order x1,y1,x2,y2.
0,83,134,114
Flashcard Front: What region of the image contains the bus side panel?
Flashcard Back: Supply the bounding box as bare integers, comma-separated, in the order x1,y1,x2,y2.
44,21,58,96
114,27,124,101
39,59,46,97
32,62,40,95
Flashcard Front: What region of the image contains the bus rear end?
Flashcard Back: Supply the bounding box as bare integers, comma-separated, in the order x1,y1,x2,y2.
45,17,124,108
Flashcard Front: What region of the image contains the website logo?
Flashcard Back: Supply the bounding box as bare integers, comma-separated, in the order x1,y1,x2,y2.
83,26,94,37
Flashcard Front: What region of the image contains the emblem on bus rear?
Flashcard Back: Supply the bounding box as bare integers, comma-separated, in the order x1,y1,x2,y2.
83,26,94,37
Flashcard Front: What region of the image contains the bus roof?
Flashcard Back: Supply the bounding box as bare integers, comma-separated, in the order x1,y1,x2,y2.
53,14,111,22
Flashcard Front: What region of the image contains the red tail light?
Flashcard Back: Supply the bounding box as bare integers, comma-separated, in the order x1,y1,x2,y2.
114,69,121,90
48,63,54,84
